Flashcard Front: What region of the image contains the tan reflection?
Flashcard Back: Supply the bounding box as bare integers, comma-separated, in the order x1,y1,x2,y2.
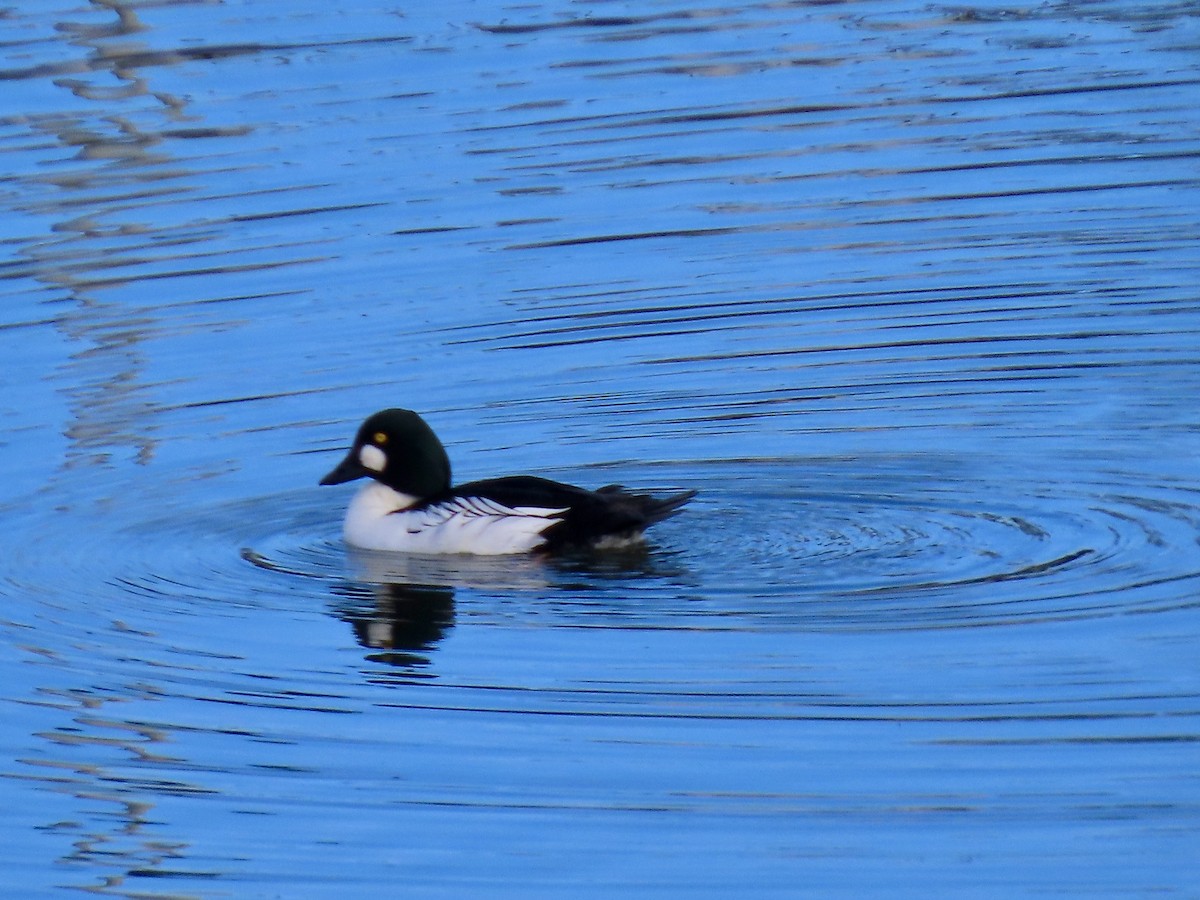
14,1,219,889
19,2,190,473
25,685,199,891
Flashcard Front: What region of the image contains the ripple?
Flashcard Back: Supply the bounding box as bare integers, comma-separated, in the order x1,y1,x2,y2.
22,452,1180,645
669,457,1200,628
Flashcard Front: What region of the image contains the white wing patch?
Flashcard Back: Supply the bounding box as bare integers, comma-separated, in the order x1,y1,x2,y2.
397,496,568,554
342,482,567,555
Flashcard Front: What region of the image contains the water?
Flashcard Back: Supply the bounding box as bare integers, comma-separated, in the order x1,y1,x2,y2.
2,1,1199,896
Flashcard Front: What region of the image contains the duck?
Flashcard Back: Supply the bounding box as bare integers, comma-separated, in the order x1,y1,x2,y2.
320,408,696,555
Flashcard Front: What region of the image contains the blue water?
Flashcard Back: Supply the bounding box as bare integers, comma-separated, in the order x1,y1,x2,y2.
2,1,1199,896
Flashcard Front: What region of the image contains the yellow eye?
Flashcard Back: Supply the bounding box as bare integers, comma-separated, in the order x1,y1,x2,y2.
373,431,388,445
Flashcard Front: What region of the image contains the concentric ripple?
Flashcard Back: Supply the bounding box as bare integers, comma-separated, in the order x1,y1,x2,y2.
674,456,1200,628
18,452,1177,645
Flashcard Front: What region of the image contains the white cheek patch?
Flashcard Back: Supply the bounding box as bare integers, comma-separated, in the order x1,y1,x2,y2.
358,443,387,473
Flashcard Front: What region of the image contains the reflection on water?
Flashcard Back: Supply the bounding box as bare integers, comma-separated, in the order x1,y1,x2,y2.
2,0,1199,896
333,580,456,670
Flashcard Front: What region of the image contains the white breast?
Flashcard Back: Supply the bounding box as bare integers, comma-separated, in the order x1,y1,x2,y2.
341,481,566,555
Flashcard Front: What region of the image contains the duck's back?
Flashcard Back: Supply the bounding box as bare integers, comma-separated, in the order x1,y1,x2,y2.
438,476,695,553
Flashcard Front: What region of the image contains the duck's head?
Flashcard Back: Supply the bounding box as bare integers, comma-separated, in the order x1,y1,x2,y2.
320,408,452,498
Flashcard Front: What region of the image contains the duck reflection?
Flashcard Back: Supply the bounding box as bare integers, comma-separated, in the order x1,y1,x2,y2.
330,548,554,668
325,544,692,669
331,580,455,669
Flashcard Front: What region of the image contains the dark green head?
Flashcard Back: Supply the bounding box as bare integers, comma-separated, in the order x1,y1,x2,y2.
319,408,452,498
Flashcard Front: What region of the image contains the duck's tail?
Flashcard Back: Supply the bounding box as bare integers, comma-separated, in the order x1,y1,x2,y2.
597,485,698,527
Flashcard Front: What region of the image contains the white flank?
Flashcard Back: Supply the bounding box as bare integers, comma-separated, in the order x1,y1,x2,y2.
342,481,566,555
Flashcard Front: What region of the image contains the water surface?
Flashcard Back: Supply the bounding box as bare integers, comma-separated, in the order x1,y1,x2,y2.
2,1,1199,896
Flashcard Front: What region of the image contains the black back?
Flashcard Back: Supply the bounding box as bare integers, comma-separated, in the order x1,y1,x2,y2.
419,475,696,552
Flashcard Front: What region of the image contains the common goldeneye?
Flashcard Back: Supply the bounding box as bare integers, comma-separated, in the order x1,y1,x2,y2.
320,408,696,555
